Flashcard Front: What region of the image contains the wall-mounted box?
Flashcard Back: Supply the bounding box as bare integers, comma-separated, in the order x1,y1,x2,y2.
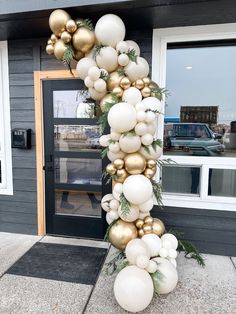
11,129,31,149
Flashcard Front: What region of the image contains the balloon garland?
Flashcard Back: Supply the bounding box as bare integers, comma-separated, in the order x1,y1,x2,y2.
46,10,204,313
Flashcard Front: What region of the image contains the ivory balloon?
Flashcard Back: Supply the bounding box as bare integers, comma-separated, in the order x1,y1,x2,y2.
96,47,118,72
84,76,94,88
72,27,95,53
142,96,162,112
118,54,129,66
146,122,157,136
95,14,126,47
76,57,97,80
136,255,150,269
139,145,162,160
124,57,149,82
107,150,126,162
146,111,156,122
119,134,141,154
135,122,148,136
107,209,119,223
106,212,114,225
101,194,114,212
116,40,129,53
124,153,146,175
168,249,178,259
118,204,139,222
161,233,178,250
146,260,158,273
136,111,146,122
123,175,153,205
141,133,154,146
126,40,140,56
110,131,121,141
110,199,120,211
139,198,154,213
168,258,177,268
122,87,142,105
139,211,150,220
94,79,107,93
114,265,154,313
159,247,168,258
88,87,106,101
142,234,162,257
99,134,110,147
113,189,121,201
125,238,150,264
49,9,71,36
108,102,137,133
113,183,123,194
109,142,120,153
88,66,101,81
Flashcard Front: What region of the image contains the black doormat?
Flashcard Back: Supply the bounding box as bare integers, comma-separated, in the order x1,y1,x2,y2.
7,242,108,285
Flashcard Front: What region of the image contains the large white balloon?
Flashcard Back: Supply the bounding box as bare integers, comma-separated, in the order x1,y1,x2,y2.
119,134,141,153
152,257,178,294
95,14,126,47
125,238,150,264
139,198,154,213
142,97,162,112
107,150,126,162
122,87,142,105
142,234,162,257
108,102,137,133
113,183,123,194
123,175,153,205
118,204,139,222
139,145,162,160
114,265,154,313
124,57,149,82
96,47,118,72
76,57,97,80
161,233,178,250
126,40,140,56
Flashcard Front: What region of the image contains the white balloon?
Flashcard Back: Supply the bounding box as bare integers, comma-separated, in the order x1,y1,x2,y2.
119,134,141,153
136,111,146,122
118,53,129,66
142,97,162,112
113,189,121,201
84,76,94,88
109,142,120,153
106,213,114,225
124,57,149,82
136,255,150,269
125,239,150,264
113,183,123,194
99,134,110,147
96,46,118,72
141,133,153,146
126,40,140,56
168,258,177,268
159,247,168,258
139,211,150,219
108,102,137,133
101,194,114,212
162,239,173,250
109,199,120,211
146,122,157,136
122,87,142,106
94,78,107,92
88,66,101,81
107,209,119,221
118,204,139,222
145,111,156,122
152,258,178,294
123,175,153,205
139,198,154,213
95,14,126,48
139,145,162,160
161,233,178,250
110,131,121,141
142,234,162,257
116,40,129,53
168,249,178,259
135,102,145,111
146,260,158,273
107,150,126,162
76,57,97,80
114,265,154,313
85,47,96,58
88,87,106,101
135,122,148,136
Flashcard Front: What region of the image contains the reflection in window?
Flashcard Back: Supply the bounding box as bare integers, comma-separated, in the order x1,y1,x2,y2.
208,168,236,197
164,44,236,157
161,166,200,195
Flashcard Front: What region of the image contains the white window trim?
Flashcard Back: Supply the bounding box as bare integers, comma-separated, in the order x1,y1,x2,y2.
152,23,236,211
0,41,13,195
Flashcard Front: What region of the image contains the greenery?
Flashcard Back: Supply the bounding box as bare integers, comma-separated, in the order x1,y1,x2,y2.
126,48,138,63
151,179,163,207
62,45,74,75
151,269,165,295
150,85,169,101
102,169,112,184
117,68,126,76
76,18,94,31
93,44,106,59
156,158,176,168
98,94,120,133
103,251,128,275
100,70,110,81
152,139,163,151
119,193,130,217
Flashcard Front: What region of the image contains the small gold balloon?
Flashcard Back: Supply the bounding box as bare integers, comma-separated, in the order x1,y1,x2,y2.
72,27,95,53
146,159,156,169
106,163,117,175
75,18,84,27
99,94,116,112
143,223,153,234
51,34,58,43
124,153,146,175
49,9,71,36
107,71,123,91
135,219,144,229
144,216,154,225
134,79,145,90
143,77,151,86
113,159,125,170
46,44,54,55
120,77,131,90
112,86,123,98
149,81,158,89
47,39,53,45
138,229,145,238
141,86,151,98
66,19,77,33
53,39,67,60
115,168,128,183
61,31,72,43
144,167,156,179
152,218,165,236
108,219,138,250
73,50,84,61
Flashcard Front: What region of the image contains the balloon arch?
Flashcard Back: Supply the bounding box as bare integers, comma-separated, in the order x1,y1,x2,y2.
46,10,204,313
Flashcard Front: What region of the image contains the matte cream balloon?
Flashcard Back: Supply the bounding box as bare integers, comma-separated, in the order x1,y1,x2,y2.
72,27,95,53
139,198,154,212
116,40,129,53
118,204,139,222
108,102,137,133
135,255,150,269
49,9,71,36
119,134,141,154
88,66,101,81
125,238,150,264
109,199,120,211
99,134,110,147
113,183,123,194
95,14,126,47
107,150,126,162
118,53,129,66
139,144,162,160
142,233,162,257
122,87,142,105
96,46,118,72
141,133,153,146
88,87,106,101
161,233,178,250
126,40,140,56
101,194,114,212
146,260,158,273
135,122,148,136
94,78,107,93
109,142,120,153
84,76,94,88
142,96,162,112
76,57,97,80
123,175,153,205
124,57,149,82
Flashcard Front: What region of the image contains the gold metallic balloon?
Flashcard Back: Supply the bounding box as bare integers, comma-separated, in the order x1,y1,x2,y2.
135,219,144,229
47,39,53,45
50,34,58,43
73,50,84,61
144,216,154,225
143,223,153,234
113,159,125,170
124,153,146,175
143,77,151,86
115,168,128,183
106,163,117,175
46,44,54,55
49,9,71,36
66,19,77,33
75,18,84,27
72,27,95,53
61,31,72,43
108,219,138,250
120,77,131,90
146,159,156,169
141,86,151,98
138,229,145,238
53,39,67,60
112,86,123,98
144,167,156,179
107,71,123,91
99,94,116,112
152,218,165,236
134,79,145,90
149,81,158,89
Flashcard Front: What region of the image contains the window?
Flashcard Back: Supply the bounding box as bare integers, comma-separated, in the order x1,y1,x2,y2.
153,24,236,211
0,41,13,195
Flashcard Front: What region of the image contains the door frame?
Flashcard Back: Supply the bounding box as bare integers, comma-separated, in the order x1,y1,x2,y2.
34,69,78,236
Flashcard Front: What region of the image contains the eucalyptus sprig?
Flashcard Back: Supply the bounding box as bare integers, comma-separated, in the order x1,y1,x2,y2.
126,48,138,63
119,193,130,217
117,68,126,76
151,269,165,295
100,70,110,81
93,44,106,58
150,86,169,101
98,94,120,133
103,251,128,275
156,158,176,168
122,130,136,137
62,45,74,75
102,169,112,184
152,139,163,151
151,179,163,207
76,18,94,31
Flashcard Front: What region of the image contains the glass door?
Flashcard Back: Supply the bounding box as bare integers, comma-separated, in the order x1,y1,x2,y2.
43,79,106,238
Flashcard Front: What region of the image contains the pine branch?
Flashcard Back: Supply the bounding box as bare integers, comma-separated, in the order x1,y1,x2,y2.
126,48,138,63
101,146,109,159
103,251,128,275
142,144,151,154
152,139,163,151
156,158,177,168
102,169,112,184
151,269,165,295
117,68,126,76
119,193,130,217
100,70,110,81
62,45,74,75
151,179,163,207
150,85,169,101
122,130,136,137
76,18,94,31
98,112,109,133
145,109,162,115
93,44,106,59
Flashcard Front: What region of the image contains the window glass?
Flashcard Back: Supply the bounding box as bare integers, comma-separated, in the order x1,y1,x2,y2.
165,44,236,157
208,168,236,197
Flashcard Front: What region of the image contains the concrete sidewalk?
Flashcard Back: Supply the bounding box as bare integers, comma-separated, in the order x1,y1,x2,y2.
0,232,235,314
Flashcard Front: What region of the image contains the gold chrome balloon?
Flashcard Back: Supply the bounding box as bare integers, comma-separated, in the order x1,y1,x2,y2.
134,79,145,90
112,86,123,98
120,77,131,90
53,39,67,60
108,219,138,250
75,18,84,27
46,44,54,55
142,77,151,86
66,19,77,33
138,229,145,238
146,159,156,169
106,163,117,175
47,39,53,45
73,50,84,61
141,86,151,98
143,223,153,234
72,27,95,53
152,218,165,236
144,168,156,179
61,31,72,43
50,34,58,43
107,71,123,91
144,216,154,225
135,219,144,229
115,169,128,183
113,159,125,170
124,153,146,175
49,9,71,36
99,94,116,112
